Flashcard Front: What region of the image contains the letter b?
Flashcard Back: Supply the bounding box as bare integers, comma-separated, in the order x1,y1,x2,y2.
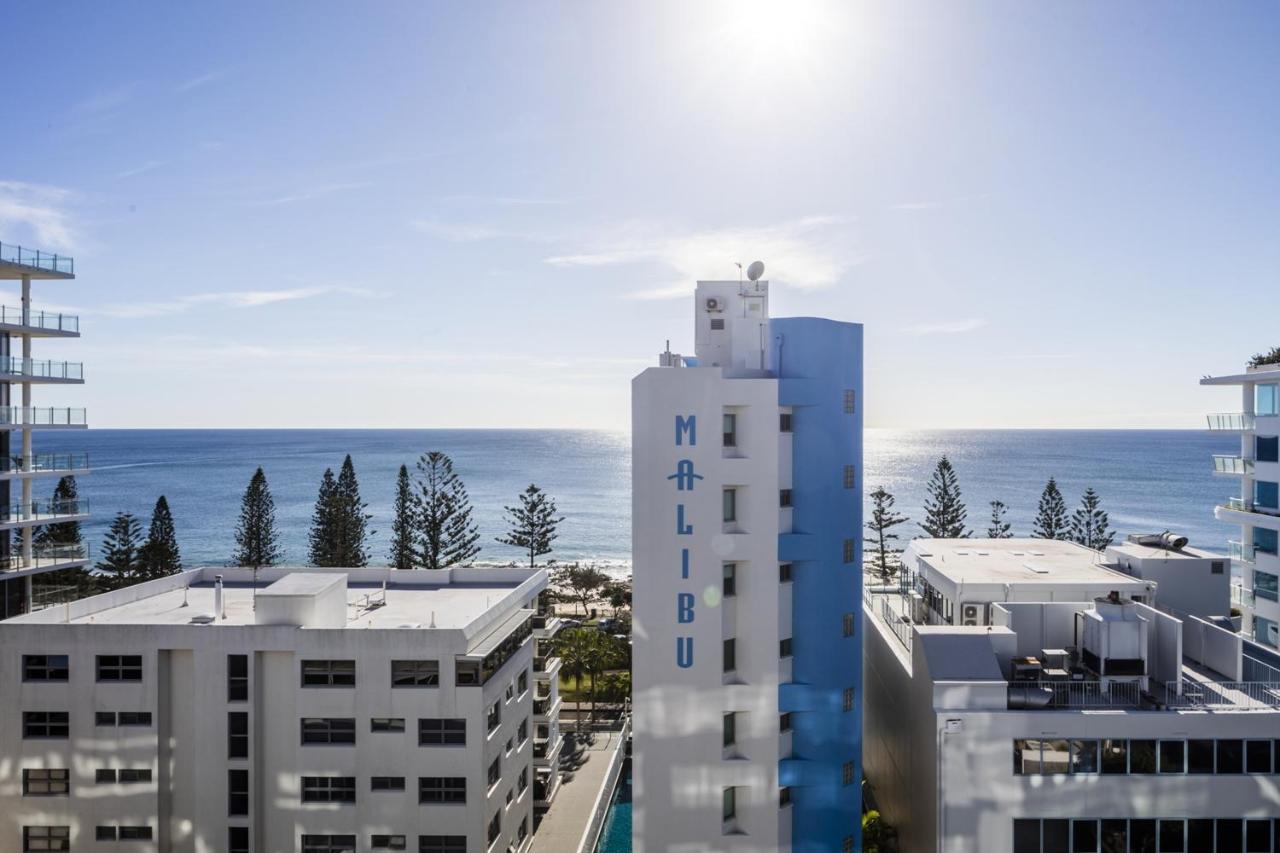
677,592,695,623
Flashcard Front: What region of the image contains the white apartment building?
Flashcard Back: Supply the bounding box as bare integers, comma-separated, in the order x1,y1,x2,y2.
0,566,564,853
1202,360,1280,649
0,240,89,619
864,538,1280,853
632,278,864,852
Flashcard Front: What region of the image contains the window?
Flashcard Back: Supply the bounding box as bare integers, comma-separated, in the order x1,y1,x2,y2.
228,654,248,701
119,768,151,783
229,768,249,815
23,827,70,851
372,717,405,732
1256,480,1280,510
779,562,793,582
419,776,467,804
23,655,68,681
1246,739,1273,774
843,389,856,413
487,756,501,788
23,712,69,739
372,837,407,851
97,828,118,841
1129,740,1157,774
420,718,467,746
1101,739,1128,774
780,712,792,732
723,488,737,523
301,717,356,745
96,654,142,681
455,659,481,685
723,563,737,597
1217,739,1244,774
780,412,792,432
779,637,793,658
518,718,529,744
723,712,736,747
1258,435,1280,464
1217,820,1243,853
1159,819,1185,853
779,488,793,507
96,769,117,783
486,700,501,733
518,765,529,794
1188,739,1215,774
1014,819,1040,853
1041,740,1070,774
418,838,466,853
1158,740,1185,773
843,613,855,637
118,711,151,726
229,711,249,758
722,787,736,823
518,670,528,695
301,776,356,803
301,836,357,853
301,659,355,687
1212,560,1225,574
22,769,69,796
842,539,856,563
96,711,116,726
723,413,737,447
371,776,406,792
723,638,736,673
1246,820,1272,852
229,827,250,853
843,687,854,712
1257,383,1279,417
119,827,153,840
1256,571,1279,603
1256,527,1280,556
843,761,855,785
392,659,440,687
487,812,501,846
518,817,529,844
779,786,792,806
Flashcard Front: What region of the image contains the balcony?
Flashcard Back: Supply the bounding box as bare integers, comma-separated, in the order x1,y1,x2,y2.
1232,583,1256,609
0,453,90,478
1213,455,1255,476
0,242,74,277
0,498,90,529
0,407,87,429
1228,540,1255,564
533,732,564,766
0,305,80,336
533,695,562,721
1207,413,1256,431
0,357,84,383
532,614,563,639
534,655,562,680
0,543,91,575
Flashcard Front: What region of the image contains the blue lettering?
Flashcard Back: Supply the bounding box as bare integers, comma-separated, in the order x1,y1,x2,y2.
676,637,694,668
681,548,690,579
675,415,696,446
677,592,695,623
666,459,703,491
676,504,692,535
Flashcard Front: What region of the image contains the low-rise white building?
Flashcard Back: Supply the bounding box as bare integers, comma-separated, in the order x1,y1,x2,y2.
865,539,1280,853
0,565,560,853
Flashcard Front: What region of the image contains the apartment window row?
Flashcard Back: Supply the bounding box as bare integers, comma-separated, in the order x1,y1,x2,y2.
21,654,141,682
229,711,249,758
302,717,357,745
96,711,151,726
299,776,479,805
1013,816,1280,853
95,827,153,841
94,768,152,783
21,826,69,851
228,653,249,701
22,769,69,797
1014,738,1280,776
302,656,533,690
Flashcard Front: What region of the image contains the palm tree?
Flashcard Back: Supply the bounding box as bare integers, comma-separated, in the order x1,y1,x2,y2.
555,629,593,730
583,632,626,724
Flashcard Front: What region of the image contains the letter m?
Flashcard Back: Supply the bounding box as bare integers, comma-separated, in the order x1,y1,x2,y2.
675,415,696,446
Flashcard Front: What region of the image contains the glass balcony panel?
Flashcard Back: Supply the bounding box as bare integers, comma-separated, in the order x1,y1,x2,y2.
0,357,83,380
1207,413,1257,431
1228,541,1255,563
0,305,79,333
1213,455,1254,475
0,543,91,573
0,407,87,427
0,499,89,523
0,242,74,275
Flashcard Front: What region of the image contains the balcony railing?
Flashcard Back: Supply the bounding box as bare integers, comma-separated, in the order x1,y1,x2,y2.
0,242,73,275
0,305,79,333
0,357,83,381
1017,680,1143,708
0,407,87,427
0,499,89,524
0,543,91,573
1228,540,1255,564
1165,680,1280,710
1213,455,1255,476
1207,413,1256,431
1232,583,1256,608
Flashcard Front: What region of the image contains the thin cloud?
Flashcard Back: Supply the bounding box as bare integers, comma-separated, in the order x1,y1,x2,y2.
74,84,136,115
254,182,371,206
0,181,77,250
97,285,378,319
116,160,167,180
411,220,504,242
905,318,988,336
175,68,232,94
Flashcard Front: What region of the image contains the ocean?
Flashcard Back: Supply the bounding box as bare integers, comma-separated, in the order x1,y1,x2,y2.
30,429,1238,573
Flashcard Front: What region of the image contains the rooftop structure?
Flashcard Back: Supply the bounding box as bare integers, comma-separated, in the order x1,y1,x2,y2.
0,241,88,620
1201,361,1280,649
1,566,554,852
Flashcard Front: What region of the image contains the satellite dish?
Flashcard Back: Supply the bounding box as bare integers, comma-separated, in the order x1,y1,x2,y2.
746,260,765,281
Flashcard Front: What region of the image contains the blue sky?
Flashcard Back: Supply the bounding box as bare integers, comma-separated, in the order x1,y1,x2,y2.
1,1,1276,429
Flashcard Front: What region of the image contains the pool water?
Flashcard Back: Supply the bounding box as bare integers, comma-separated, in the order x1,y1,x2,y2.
595,762,632,853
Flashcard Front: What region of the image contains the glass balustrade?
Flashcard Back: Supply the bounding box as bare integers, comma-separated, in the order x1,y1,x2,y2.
0,499,89,523
0,242,74,275
1228,541,1255,563
1212,455,1254,475
0,543,91,573
0,357,83,380
0,305,79,333
1206,413,1257,431
0,453,89,474
0,407,87,427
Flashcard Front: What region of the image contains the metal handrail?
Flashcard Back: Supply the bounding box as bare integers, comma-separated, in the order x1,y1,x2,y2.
0,407,87,427
1165,680,1280,710
0,242,74,275
0,357,83,380
0,305,79,332
0,453,90,474
1017,680,1143,708
0,499,89,522
0,543,91,572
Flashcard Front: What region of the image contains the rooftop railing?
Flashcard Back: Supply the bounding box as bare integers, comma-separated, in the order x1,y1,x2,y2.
0,543,91,573
1212,455,1254,475
0,407,87,427
0,305,79,333
0,357,83,381
1207,412,1256,431
1165,680,1280,710
0,453,90,475
0,242,73,275
1019,680,1144,708
0,499,89,524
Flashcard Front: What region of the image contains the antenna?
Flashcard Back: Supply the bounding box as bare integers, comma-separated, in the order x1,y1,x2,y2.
746,260,765,282
734,261,743,282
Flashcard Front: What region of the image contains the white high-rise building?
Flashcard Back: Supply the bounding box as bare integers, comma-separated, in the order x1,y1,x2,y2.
1202,360,1280,649
631,278,864,852
0,566,556,853
0,241,89,619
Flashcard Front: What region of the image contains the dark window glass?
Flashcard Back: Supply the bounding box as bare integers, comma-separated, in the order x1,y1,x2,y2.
228,768,249,816
722,563,736,597
723,638,736,672
301,659,355,687
1158,819,1185,853
1100,819,1127,853
779,638,793,658
1072,740,1099,774
487,812,501,844
780,413,792,432
96,827,117,841
119,827,153,840
1188,740,1215,774
22,768,70,796
23,655,69,681
96,769,117,783
228,711,249,758
722,413,736,447
723,713,736,747
487,757,501,787
372,837,407,851
1101,739,1128,774
301,836,357,853
1073,821,1099,853
779,489,793,507
301,776,357,803
23,827,71,851
23,711,69,739
1044,819,1069,853
1258,435,1280,463
1013,819,1040,853
1247,820,1271,853
1217,819,1243,853
118,768,151,783
372,717,405,732
419,837,467,853
301,717,356,745
1217,739,1244,774
780,712,792,732
418,776,467,804
1158,740,1185,774
371,776,406,791
1130,819,1156,853
392,659,440,687
96,711,116,726
419,718,466,746
1246,739,1273,774
228,654,248,701
96,655,143,681
118,711,151,726
1187,820,1214,851
779,563,793,582
1129,740,1157,774
229,827,250,853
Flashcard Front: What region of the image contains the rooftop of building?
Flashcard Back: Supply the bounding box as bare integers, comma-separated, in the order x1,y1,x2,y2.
1200,364,1280,385
0,241,75,280
1107,539,1220,562
908,538,1145,587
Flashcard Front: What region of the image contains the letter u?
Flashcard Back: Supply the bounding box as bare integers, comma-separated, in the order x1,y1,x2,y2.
676,636,694,668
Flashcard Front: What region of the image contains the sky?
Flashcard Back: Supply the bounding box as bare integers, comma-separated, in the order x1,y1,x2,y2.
0,1,1276,430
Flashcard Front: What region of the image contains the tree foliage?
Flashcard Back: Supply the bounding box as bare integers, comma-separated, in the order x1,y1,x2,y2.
308,467,340,566
1032,477,1069,540
389,464,415,570
921,455,969,538
334,455,373,566
495,484,564,566
139,495,182,580
865,486,909,584
96,512,143,590
987,500,1013,539
233,467,282,568
413,451,481,570
1069,487,1114,550
34,475,82,549
552,563,611,616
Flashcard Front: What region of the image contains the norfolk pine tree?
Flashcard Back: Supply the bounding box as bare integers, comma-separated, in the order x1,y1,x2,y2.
413,452,481,570
33,475,94,595
1069,487,1115,550
865,486,909,584
308,467,340,566
389,464,415,570
496,484,565,567
96,512,144,590
139,495,182,580
334,455,372,567
921,455,969,538
1032,477,1069,540
987,500,1013,539
233,467,283,568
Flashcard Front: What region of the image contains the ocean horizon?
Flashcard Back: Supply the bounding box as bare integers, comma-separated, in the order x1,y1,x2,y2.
32,428,1238,574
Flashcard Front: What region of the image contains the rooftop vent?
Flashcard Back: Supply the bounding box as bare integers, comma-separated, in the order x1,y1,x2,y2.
1127,531,1189,551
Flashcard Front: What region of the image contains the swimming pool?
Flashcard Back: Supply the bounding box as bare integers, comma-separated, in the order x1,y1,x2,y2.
595,760,632,853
